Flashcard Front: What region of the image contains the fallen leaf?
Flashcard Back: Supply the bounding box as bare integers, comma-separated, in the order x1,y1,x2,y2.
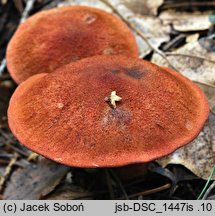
58,0,112,12
153,35,215,178
128,15,171,57
122,0,164,16
3,157,69,199
159,10,212,32
157,113,215,180
186,33,199,43
152,37,215,85
44,183,92,200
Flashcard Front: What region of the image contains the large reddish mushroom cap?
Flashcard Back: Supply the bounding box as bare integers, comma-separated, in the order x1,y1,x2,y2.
8,55,209,168
6,5,138,84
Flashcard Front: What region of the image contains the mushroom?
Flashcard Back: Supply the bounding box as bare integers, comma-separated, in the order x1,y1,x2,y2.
6,5,138,84
8,55,209,168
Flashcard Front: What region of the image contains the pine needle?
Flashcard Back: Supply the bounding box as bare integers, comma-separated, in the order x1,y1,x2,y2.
197,165,215,200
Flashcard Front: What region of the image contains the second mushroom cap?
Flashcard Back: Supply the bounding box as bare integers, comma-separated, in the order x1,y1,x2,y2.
6,5,138,83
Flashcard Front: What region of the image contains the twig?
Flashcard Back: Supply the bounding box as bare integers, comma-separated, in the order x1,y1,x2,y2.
161,1,215,10
0,159,24,168
75,183,171,200
162,34,185,51
99,0,177,70
0,153,18,193
20,0,36,23
0,59,6,76
6,143,29,157
116,183,171,199
0,129,29,157
127,183,171,199
0,0,36,76
27,152,39,162
165,52,215,64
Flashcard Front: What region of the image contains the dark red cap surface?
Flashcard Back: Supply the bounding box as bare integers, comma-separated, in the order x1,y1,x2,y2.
8,56,209,167
6,5,138,83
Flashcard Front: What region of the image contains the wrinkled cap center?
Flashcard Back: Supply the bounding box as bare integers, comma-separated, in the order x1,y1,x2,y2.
104,91,122,109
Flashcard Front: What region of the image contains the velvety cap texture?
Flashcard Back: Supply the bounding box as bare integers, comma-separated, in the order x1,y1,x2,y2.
8,55,209,167
6,5,138,83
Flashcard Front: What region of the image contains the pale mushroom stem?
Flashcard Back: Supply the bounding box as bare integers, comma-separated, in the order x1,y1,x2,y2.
105,91,122,109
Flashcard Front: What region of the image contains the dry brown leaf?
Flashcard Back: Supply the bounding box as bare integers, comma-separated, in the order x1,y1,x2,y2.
3,157,69,199
157,113,215,180
153,37,215,179
122,0,164,16
186,33,199,43
58,0,112,12
44,183,92,200
159,10,212,32
152,38,215,85
59,0,171,57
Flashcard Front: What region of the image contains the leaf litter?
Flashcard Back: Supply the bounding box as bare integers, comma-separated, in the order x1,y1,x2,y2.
3,157,69,200
159,10,212,32
152,35,215,179
0,0,215,199
152,37,215,85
